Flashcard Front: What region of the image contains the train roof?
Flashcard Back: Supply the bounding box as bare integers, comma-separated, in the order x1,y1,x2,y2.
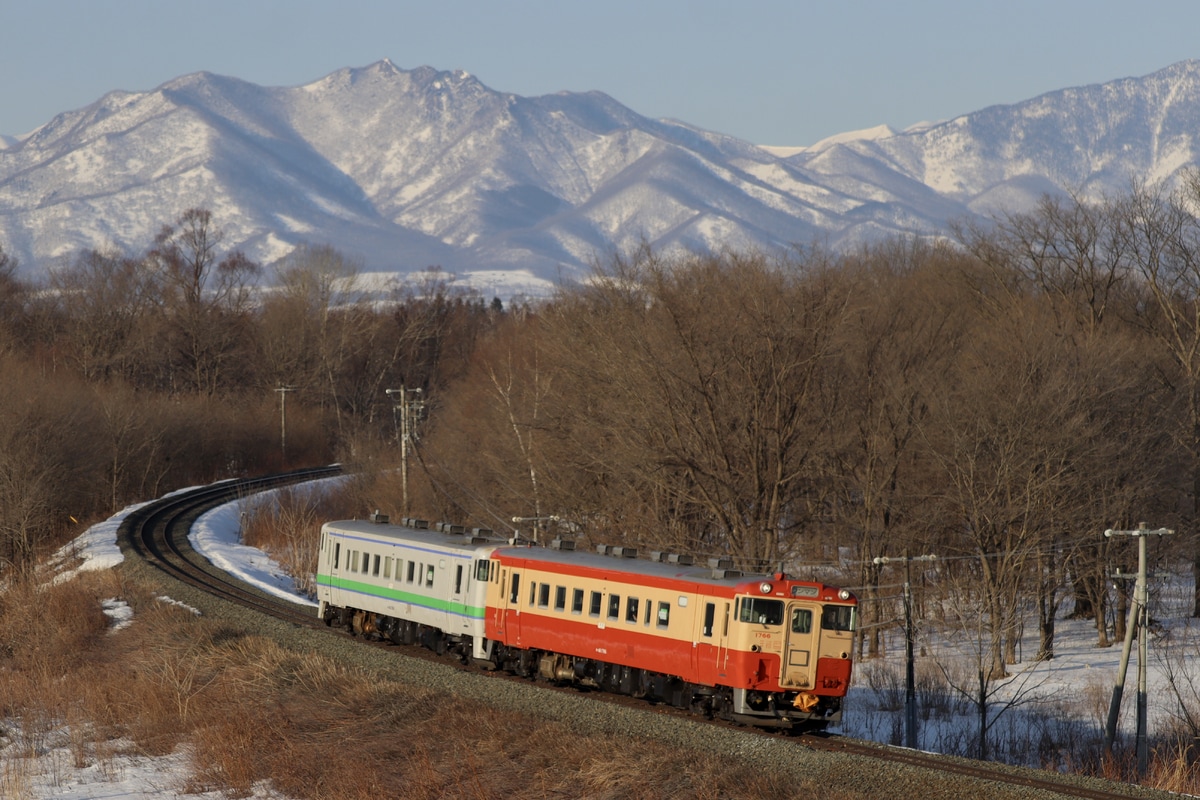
321,518,506,556
321,518,853,602
494,541,847,599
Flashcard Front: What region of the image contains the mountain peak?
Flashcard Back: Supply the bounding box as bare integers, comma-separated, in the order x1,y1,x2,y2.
3,60,1200,294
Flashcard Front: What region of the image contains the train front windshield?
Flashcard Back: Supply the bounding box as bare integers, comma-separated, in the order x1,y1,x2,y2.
821,604,856,632
738,597,784,625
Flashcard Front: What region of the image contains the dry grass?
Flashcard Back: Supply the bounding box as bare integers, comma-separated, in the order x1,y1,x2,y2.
0,567,859,799
240,483,361,597
18,565,1200,798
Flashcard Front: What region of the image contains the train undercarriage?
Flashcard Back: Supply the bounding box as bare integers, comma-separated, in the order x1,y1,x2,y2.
321,603,839,731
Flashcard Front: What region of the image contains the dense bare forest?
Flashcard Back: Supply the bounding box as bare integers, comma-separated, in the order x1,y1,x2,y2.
7,178,1200,683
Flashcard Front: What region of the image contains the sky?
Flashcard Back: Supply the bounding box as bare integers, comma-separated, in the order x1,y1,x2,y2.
5,1,1200,147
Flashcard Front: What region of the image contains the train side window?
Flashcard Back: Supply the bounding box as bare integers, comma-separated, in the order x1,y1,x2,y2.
529,582,537,606
643,599,651,626
333,542,340,569
384,557,393,579
554,586,566,612
589,591,602,617
407,561,415,583
372,555,381,577
626,597,639,624
476,560,490,582
455,564,464,594
510,573,521,604
792,608,813,634
538,583,550,607
657,601,670,628
608,594,621,620
572,589,584,614
426,565,435,587
348,551,357,572
702,602,715,637
723,602,730,636
361,552,370,573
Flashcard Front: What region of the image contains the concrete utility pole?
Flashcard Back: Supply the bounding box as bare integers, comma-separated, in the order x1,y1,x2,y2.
386,387,424,516
873,552,938,750
1102,523,1173,775
275,386,294,468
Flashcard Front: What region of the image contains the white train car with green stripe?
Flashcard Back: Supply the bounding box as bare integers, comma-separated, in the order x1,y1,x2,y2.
316,515,503,662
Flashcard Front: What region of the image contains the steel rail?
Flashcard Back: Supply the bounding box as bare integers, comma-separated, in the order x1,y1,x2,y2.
118,464,342,628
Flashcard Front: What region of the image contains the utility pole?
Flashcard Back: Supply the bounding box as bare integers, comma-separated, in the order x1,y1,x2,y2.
386,387,424,516
1103,523,1172,775
275,386,294,469
873,552,938,750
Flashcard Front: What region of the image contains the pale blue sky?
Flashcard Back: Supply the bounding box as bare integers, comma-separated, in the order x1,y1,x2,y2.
3,0,1197,146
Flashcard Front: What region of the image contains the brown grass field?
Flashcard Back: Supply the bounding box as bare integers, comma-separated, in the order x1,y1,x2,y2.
0,565,858,800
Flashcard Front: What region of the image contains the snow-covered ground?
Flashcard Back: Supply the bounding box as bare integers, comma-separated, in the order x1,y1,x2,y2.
7,477,1200,796
5,481,342,800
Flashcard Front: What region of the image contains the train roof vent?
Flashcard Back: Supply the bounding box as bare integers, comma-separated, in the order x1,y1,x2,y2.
370,510,390,524
649,550,666,562
612,546,638,558
468,537,491,545
666,553,694,565
549,537,576,551
712,569,743,580
596,544,612,555
471,527,494,537
708,557,734,570
438,523,465,535
406,518,430,530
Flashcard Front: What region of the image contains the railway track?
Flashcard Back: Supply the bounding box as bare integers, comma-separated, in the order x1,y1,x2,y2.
118,465,342,631
117,469,1170,800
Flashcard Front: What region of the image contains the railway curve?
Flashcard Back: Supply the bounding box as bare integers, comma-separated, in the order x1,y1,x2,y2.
114,469,1174,800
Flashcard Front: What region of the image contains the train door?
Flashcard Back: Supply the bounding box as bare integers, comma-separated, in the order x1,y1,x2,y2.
694,599,730,683
324,533,343,607
494,568,523,646
509,570,523,645
715,601,731,675
451,560,468,631
491,567,509,639
781,602,816,687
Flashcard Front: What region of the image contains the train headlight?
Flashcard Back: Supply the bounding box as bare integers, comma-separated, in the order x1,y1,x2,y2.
759,582,772,594
838,589,851,600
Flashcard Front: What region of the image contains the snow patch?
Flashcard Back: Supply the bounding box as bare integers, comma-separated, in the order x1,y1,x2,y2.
101,598,133,632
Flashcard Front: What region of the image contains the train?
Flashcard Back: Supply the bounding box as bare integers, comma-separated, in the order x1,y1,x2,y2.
315,513,857,729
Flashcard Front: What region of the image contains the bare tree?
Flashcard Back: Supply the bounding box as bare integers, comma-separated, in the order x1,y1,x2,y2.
48,249,157,382
1117,176,1200,616
145,209,260,395
540,248,849,567
828,239,966,658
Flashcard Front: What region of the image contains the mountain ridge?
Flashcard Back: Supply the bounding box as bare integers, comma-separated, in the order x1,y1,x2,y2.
3,59,1200,294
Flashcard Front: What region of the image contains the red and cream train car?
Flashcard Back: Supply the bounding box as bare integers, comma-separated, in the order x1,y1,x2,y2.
483,543,856,729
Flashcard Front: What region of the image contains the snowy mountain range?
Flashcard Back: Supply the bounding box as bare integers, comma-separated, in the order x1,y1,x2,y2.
4,58,1200,295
